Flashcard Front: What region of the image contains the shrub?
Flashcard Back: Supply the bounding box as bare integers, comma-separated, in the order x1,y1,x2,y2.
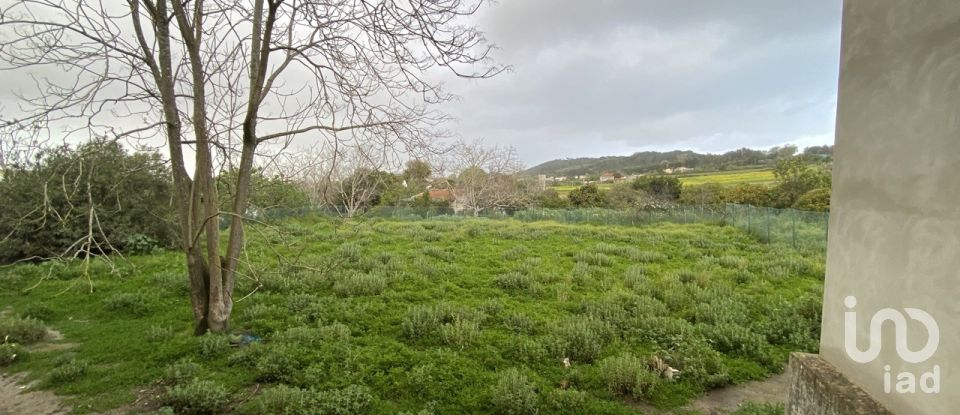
594,243,641,260
674,270,698,284
502,246,528,261
549,319,611,363
439,318,480,350
255,345,303,382
568,184,607,208
633,251,668,263
49,358,89,384
241,384,315,415
659,339,731,388
598,354,658,398
576,300,628,329
518,257,544,276
0,342,23,366
490,368,538,415
0,140,176,264
504,337,547,363
573,252,614,267
333,242,363,263
633,316,696,349
402,305,444,341
227,343,266,368
541,389,588,414
286,293,318,313
793,188,830,212
333,272,387,297
0,316,47,345
162,379,230,415
697,323,769,359
198,333,231,359
316,384,374,415
162,359,201,385
570,262,593,286
494,271,540,293
623,266,648,292
421,246,454,262
104,292,149,316
628,295,669,318
124,233,160,254
717,255,747,269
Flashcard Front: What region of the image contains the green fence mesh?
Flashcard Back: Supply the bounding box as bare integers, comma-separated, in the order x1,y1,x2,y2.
255,204,828,252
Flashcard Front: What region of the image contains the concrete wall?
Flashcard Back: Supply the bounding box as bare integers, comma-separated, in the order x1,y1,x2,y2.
787,353,893,415
822,1,960,414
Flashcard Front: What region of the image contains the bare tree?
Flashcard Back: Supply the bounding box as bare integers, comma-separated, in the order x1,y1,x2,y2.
0,0,501,333
324,147,393,218
448,141,528,216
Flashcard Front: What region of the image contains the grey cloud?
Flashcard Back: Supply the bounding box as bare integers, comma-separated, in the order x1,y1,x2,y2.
443,0,843,166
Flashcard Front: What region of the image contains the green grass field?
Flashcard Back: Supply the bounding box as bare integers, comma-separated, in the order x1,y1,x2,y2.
677,170,775,187
0,217,822,414
549,169,776,196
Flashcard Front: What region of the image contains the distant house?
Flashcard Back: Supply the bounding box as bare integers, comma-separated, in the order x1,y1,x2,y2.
599,171,617,182
663,167,693,174
426,188,454,202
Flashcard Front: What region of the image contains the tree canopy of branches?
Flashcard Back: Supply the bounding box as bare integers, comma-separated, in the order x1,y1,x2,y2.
448,142,528,215
0,0,500,333
0,140,175,264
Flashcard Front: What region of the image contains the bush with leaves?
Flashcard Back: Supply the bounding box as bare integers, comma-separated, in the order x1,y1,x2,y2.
490,368,538,415
0,316,46,344
793,187,831,211
631,175,682,201
597,354,659,398
241,384,316,415
568,184,607,208
162,379,230,415
0,342,23,366
0,139,176,263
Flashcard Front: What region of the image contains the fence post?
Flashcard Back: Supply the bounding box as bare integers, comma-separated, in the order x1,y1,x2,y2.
824,211,830,247
792,209,797,249
765,207,771,243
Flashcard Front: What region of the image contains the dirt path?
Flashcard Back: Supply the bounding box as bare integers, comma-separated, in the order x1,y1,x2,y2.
0,372,70,415
687,372,790,414
630,372,790,415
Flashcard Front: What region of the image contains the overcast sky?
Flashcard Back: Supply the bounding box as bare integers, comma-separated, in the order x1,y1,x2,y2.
442,0,843,166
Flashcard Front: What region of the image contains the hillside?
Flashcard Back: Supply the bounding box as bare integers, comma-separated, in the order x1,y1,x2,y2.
525,146,832,177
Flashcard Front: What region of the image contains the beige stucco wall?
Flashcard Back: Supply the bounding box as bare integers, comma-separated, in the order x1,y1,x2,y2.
821,1,960,414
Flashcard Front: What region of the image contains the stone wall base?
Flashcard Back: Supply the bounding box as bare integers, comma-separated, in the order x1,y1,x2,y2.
787,353,893,415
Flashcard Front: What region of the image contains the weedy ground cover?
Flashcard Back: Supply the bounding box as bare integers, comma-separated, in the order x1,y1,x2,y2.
0,216,822,414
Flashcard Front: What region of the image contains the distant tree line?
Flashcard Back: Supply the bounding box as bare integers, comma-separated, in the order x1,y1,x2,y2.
526,144,833,177
0,141,830,265
547,155,831,212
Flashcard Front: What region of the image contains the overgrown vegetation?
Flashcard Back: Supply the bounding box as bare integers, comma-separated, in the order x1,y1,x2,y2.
0,140,176,263
0,217,823,413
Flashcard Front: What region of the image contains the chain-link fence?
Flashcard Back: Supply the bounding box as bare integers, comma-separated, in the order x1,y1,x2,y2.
255,203,828,252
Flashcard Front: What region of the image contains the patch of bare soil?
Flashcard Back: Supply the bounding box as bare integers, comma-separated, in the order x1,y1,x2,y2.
628,372,790,415
688,372,789,414
0,372,70,415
